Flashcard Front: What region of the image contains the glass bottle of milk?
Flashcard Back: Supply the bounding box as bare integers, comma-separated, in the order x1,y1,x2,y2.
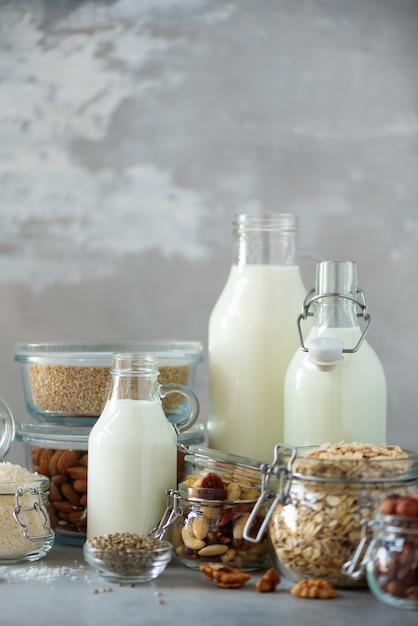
284,260,387,447
87,353,199,539
207,213,307,462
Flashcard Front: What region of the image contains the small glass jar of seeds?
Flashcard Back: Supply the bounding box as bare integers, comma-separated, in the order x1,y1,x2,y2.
169,446,273,571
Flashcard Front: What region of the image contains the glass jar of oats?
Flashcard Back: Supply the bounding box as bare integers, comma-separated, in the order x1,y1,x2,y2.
243,442,418,587
168,446,273,571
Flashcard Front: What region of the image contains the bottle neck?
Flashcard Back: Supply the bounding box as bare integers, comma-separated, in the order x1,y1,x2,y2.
109,373,160,402
312,300,359,331
233,213,299,266
108,353,160,402
311,261,361,331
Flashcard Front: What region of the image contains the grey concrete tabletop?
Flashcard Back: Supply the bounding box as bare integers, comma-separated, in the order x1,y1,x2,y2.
0,543,416,626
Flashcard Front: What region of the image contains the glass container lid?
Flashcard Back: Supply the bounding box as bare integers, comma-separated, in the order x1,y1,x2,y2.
15,340,204,366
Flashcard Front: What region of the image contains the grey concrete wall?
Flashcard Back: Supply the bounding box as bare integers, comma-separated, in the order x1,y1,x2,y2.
1,0,417,465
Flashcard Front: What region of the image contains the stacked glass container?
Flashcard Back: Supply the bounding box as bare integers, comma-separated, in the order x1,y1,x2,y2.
14,341,205,545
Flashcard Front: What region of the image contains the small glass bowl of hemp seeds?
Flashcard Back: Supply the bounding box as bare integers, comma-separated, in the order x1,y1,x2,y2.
83,533,173,585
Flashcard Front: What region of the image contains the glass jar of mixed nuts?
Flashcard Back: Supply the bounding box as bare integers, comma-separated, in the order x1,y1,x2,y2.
170,446,273,571
243,442,418,587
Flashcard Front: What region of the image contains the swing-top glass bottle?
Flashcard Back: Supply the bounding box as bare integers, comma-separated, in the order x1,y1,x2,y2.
284,260,387,446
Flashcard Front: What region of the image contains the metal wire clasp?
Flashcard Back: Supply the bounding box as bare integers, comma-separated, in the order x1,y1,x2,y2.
243,444,297,544
13,486,54,541
149,489,183,540
341,518,376,579
297,288,371,354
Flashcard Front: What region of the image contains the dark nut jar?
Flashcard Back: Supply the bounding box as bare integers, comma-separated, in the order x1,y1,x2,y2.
367,514,418,610
345,493,418,609
169,446,272,571
244,442,418,587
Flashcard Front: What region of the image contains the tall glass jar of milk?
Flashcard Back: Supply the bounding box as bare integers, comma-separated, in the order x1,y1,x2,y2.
284,260,387,446
207,213,307,462
87,353,199,539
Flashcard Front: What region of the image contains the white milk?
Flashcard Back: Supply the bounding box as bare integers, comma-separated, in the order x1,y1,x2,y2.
87,399,177,539
207,264,306,462
284,327,387,446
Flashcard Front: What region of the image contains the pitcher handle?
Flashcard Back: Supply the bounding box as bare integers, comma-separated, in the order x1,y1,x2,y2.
160,383,200,433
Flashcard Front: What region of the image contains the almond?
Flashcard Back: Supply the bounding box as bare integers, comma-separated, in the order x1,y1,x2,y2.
57,450,79,474
73,478,87,494
78,454,89,467
49,482,61,502
38,448,54,476
52,500,81,513
48,449,64,476
51,473,68,485
67,466,87,480
68,510,87,525
80,494,88,507
61,482,81,506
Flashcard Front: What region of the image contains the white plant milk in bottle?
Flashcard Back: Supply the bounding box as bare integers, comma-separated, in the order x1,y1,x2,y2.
87,353,199,539
284,260,387,447
207,214,308,462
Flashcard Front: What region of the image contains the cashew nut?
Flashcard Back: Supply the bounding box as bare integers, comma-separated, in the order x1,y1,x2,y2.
233,513,250,540
192,515,209,540
226,482,241,500
241,488,260,500
181,523,206,550
200,505,222,520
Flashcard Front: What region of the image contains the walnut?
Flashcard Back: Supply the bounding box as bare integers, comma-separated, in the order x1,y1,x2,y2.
256,568,281,593
199,563,251,589
290,578,337,599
